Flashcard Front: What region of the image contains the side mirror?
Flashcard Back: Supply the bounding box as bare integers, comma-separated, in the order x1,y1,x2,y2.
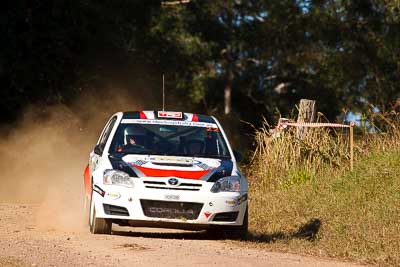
94,144,103,155
233,150,243,162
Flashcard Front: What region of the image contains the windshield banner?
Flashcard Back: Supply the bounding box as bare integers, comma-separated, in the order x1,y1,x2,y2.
121,119,218,128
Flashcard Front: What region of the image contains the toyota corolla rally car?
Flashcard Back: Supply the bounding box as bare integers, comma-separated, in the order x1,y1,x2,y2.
83,111,248,239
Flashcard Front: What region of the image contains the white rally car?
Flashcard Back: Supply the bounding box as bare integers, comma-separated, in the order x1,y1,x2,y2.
83,111,248,239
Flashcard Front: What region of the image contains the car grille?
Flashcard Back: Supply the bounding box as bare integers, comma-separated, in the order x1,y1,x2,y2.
103,204,130,216
140,199,203,220
143,181,202,191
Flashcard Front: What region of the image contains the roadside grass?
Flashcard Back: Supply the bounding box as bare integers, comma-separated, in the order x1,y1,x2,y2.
246,115,400,266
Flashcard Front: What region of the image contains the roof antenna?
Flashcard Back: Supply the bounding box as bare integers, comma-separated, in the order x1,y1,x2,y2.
162,74,165,111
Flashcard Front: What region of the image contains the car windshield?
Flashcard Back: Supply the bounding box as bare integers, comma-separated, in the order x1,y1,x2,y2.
109,121,231,159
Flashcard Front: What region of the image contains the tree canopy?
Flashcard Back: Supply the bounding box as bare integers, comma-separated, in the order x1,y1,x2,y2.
1,0,399,127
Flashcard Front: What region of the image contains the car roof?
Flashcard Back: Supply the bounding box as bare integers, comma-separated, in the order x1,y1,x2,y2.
122,111,215,123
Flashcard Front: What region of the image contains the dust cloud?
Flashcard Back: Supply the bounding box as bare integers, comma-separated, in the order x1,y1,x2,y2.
0,88,143,232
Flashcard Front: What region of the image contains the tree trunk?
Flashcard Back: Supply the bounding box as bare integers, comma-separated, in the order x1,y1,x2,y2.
297,99,317,138
224,83,231,115
224,68,233,115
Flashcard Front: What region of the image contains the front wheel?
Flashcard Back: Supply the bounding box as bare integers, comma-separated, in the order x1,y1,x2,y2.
223,206,248,240
89,192,112,234
206,206,248,240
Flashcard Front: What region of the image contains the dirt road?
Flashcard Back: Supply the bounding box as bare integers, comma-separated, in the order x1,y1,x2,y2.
0,108,366,267
0,204,364,267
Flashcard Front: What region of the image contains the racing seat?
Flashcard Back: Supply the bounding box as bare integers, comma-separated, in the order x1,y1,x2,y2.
185,139,204,155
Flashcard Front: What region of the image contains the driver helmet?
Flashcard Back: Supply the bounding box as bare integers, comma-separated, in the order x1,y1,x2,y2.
123,126,145,145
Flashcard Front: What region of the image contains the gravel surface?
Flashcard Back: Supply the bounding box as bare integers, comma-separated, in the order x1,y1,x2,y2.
0,204,366,267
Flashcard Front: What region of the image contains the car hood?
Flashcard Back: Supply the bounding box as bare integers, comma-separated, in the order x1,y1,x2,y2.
108,154,234,181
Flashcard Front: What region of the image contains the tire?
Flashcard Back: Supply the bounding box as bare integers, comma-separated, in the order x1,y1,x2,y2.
83,194,90,226
89,191,112,234
223,206,248,240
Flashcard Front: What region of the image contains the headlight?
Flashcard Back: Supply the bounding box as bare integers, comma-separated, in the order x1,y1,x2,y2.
103,169,134,188
210,176,241,193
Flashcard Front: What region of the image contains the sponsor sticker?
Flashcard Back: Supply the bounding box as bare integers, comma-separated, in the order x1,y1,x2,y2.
121,119,218,128
148,156,193,164
149,207,193,217
106,192,121,200
164,194,180,200
157,111,183,119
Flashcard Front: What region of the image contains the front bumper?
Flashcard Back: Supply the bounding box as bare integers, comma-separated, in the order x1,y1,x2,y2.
91,177,248,228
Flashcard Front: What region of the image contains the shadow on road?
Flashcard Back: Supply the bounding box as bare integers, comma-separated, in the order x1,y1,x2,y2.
111,229,212,240
111,218,321,243
247,218,322,243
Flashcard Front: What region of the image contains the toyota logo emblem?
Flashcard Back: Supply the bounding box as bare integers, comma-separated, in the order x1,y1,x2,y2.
168,178,179,186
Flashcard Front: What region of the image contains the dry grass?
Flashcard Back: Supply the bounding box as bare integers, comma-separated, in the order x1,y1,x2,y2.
247,112,400,266
251,124,350,190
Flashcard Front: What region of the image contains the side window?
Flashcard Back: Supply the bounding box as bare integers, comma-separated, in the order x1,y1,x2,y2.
98,116,117,152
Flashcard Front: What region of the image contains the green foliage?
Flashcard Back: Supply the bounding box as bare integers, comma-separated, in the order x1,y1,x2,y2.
0,0,160,122
1,0,399,129
282,169,314,188
146,0,400,125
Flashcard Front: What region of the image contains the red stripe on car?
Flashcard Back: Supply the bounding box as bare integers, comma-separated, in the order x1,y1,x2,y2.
132,165,210,179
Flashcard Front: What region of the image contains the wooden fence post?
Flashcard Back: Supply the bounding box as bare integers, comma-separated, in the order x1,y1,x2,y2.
350,122,354,171
297,99,317,138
